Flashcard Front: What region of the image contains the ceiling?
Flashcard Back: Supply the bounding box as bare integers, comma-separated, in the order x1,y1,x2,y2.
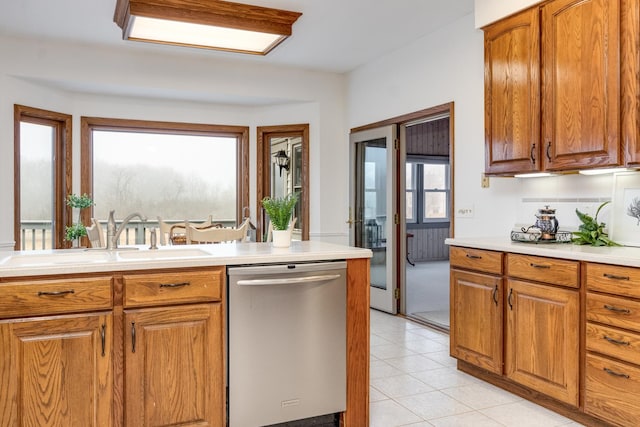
0,0,475,74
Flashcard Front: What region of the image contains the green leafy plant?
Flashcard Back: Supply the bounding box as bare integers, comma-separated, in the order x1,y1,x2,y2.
261,193,298,231
65,223,88,242
572,201,620,246
65,193,94,242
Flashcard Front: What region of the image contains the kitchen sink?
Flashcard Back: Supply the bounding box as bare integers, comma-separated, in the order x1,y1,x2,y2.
0,251,113,267
116,248,211,260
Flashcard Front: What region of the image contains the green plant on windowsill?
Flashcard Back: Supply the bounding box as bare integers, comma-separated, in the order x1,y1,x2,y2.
572,201,620,247
64,193,94,245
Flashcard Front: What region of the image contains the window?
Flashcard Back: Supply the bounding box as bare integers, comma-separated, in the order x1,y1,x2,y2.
81,117,249,243
406,157,450,224
14,105,72,250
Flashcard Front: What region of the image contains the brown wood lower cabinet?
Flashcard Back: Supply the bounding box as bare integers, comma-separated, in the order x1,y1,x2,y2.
450,268,503,374
585,262,640,426
0,312,113,426
124,304,223,427
0,257,371,427
505,279,579,406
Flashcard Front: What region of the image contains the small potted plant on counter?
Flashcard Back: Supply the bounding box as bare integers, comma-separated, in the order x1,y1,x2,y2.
262,193,298,247
572,201,620,247
65,193,94,248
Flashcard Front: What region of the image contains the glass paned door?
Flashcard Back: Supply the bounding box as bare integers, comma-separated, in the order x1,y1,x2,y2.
350,125,397,314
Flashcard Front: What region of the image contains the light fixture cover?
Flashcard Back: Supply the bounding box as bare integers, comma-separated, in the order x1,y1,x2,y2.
114,0,302,55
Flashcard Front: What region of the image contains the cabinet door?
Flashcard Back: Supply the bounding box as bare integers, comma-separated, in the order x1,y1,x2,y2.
124,303,223,427
0,312,113,426
505,280,579,406
484,7,541,175
541,0,620,171
450,269,503,374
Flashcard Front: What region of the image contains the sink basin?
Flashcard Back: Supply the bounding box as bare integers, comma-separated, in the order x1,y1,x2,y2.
116,248,211,260
0,251,112,267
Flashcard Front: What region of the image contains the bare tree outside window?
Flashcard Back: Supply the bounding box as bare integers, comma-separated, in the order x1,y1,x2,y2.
91,131,237,223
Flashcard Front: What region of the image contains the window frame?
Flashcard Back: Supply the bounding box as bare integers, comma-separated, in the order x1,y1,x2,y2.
14,105,72,250
405,155,450,226
80,117,249,228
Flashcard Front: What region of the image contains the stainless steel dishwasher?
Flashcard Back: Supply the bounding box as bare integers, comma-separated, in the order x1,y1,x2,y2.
227,261,347,427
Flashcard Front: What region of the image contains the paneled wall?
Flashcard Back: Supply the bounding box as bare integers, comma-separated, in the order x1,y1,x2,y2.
406,118,450,156
407,227,450,262
406,117,450,262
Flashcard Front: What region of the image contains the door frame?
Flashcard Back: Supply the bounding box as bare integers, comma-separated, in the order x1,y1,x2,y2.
350,102,455,316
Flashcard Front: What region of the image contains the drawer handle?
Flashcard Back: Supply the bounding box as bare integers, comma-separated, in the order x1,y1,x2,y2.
603,273,630,281
159,282,190,288
604,335,630,346
38,289,75,297
603,367,630,379
465,254,482,259
604,304,631,314
530,263,550,269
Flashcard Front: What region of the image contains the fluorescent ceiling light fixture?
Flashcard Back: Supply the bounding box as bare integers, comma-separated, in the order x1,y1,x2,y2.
578,167,634,175
114,0,302,55
513,172,555,178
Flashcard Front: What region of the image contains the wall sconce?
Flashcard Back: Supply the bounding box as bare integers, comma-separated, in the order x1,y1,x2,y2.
114,0,302,55
274,150,290,177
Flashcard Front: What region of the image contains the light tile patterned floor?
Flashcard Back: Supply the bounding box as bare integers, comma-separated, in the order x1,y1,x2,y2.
369,309,586,427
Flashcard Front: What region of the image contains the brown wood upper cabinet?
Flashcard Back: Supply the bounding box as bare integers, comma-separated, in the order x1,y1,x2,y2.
484,0,633,175
484,7,540,175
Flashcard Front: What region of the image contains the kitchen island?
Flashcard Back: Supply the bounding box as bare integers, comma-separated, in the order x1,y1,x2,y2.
0,241,372,427
447,237,640,427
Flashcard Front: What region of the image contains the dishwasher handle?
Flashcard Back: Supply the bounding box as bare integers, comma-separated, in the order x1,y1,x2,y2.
236,274,342,286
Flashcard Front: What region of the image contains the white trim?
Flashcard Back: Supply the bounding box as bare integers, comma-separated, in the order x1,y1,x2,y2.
0,241,16,251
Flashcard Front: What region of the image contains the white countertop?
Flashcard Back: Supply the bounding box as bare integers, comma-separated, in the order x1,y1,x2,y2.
0,241,372,278
446,237,640,268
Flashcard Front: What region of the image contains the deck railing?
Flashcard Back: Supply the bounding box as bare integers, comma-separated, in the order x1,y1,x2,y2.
19,219,237,251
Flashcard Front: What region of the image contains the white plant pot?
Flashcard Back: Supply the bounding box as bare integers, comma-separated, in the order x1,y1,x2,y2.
272,229,291,248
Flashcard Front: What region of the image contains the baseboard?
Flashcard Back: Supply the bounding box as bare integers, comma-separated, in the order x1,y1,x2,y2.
0,241,15,251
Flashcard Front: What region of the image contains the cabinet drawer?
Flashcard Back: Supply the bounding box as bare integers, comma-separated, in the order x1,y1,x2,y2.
586,293,640,333
586,322,640,365
449,247,502,274
0,276,113,319
124,268,223,308
585,353,640,427
506,254,579,288
586,263,640,299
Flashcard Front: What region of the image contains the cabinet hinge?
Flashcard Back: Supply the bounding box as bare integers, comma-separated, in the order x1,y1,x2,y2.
394,213,399,225
394,139,399,150
394,288,400,300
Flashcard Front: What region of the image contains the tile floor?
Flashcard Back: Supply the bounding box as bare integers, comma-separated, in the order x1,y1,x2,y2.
369,309,586,427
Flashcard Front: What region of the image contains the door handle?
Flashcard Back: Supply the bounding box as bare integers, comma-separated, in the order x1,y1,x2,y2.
237,274,341,286
346,208,362,228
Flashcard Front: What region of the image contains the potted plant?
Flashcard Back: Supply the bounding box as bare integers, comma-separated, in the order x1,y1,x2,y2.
262,193,298,247
65,193,94,247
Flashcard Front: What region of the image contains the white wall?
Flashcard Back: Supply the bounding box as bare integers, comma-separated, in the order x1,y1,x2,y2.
474,0,543,28
0,36,348,248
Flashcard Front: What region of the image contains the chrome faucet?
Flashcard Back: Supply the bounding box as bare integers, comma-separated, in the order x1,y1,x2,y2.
106,210,147,250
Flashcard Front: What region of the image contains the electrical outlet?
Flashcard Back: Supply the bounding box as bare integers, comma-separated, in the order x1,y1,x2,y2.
456,206,474,218
481,173,490,188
